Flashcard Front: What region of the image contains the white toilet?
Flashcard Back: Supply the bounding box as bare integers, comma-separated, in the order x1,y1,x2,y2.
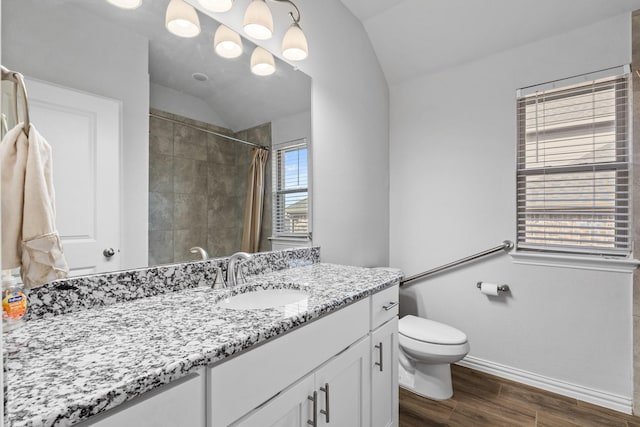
398,315,470,400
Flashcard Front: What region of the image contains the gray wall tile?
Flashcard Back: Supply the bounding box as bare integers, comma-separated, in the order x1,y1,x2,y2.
174,158,207,194
174,228,209,262
148,230,173,266
174,124,207,160
175,193,207,230
150,116,174,156
149,111,273,264
149,192,174,231
149,153,173,193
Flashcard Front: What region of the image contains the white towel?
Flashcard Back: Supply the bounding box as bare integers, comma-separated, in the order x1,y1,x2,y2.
1,123,68,288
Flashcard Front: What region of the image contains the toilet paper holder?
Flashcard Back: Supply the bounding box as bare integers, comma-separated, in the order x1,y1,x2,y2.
476,281,510,292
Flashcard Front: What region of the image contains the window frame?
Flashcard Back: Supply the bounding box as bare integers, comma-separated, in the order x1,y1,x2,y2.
515,69,631,257
272,138,311,239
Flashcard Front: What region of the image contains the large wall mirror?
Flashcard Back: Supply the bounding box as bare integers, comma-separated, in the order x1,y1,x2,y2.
1,0,312,276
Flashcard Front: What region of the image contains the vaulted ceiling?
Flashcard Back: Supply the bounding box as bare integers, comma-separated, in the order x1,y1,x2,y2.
339,0,640,85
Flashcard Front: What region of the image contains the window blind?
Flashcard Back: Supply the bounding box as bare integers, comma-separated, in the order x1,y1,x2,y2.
272,139,309,236
516,72,630,255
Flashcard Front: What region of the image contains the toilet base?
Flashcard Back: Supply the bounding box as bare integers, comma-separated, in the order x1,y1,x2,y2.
399,361,454,401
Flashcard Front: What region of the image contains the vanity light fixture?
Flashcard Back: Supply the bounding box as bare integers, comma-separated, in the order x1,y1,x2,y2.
106,0,142,9
281,19,307,60
214,25,243,58
243,0,274,40
198,0,233,13
243,0,308,60
166,0,201,38
251,47,276,76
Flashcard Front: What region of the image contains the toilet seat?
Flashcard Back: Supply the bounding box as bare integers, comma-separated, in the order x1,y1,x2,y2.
399,315,467,345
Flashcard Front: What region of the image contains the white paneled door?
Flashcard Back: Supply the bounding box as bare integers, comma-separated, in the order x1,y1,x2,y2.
26,78,121,276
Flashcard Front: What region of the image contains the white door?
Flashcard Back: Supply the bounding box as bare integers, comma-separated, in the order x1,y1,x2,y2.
25,78,121,276
371,317,399,427
315,337,371,427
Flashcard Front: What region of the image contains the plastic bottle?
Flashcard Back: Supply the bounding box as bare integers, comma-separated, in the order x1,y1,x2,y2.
2,270,27,331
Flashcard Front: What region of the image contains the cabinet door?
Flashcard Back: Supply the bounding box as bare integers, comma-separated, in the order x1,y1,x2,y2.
315,337,370,427
233,374,315,427
371,317,399,427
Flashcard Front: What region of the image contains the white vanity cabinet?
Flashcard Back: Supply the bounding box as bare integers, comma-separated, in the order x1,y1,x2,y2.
75,284,399,427
369,285,400,427
218,283,400,427
235,337,371,427
208,298,371,426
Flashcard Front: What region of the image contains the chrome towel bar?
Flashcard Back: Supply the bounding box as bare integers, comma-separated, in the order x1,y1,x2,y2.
400,240,514,287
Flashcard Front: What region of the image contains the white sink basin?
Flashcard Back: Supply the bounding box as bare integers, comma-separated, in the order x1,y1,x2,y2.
216,288,309,310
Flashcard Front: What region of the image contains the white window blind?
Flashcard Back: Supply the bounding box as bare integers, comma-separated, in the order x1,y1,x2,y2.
273,139,309,237
516,71,630,256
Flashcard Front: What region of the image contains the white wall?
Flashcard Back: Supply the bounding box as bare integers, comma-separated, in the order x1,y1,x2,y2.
272,110,311,145
150,83,228,129
2,0,149,269
390,13,634,408
198,0,390,267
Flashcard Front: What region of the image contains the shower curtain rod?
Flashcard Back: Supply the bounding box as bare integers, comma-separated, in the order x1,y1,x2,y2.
149,112,270,151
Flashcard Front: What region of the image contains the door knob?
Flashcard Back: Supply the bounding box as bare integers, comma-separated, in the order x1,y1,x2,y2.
103,248,116,258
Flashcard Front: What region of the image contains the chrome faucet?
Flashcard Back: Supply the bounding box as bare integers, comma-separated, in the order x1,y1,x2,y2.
226,252,252,287
190,247,209,260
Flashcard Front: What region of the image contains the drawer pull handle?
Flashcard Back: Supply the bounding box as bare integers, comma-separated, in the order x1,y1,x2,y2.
382,301,398,311
307,391,317,426
375,342,383,372
320,383,330,422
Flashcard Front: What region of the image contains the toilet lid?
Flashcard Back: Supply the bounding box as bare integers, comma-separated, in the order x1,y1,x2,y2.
399,315,467,345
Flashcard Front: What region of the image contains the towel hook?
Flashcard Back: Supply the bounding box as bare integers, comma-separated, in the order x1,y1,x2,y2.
1,65,30,136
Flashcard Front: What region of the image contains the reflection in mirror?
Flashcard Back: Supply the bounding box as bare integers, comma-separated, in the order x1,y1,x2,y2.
1,0,311,275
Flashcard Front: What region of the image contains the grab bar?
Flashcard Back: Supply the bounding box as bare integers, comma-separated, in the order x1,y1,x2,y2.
400,240,513,287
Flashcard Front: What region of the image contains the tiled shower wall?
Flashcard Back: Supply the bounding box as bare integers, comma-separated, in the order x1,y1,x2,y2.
149,109,272,265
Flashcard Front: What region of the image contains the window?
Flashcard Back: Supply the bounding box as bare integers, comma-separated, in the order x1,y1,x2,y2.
273,139,309,237
516,70,630,256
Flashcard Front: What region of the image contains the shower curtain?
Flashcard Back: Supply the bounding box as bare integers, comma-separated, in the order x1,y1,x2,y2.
241,147,269,253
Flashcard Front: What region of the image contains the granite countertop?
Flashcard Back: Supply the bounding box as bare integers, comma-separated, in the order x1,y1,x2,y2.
4,263,402,427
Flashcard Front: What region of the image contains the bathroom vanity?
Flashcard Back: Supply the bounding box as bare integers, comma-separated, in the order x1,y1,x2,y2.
3,254,401,427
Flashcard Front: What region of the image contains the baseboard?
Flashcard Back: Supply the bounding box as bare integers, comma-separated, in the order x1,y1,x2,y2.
457,355,633,415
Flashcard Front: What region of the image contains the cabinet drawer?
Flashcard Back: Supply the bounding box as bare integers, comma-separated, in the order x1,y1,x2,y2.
77,369,206,427
370,285,399,330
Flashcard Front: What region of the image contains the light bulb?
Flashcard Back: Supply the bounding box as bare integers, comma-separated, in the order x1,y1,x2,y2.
214,25,243,59
166,0,201,38
282,23,308,61
106,0,142,9
251,47,275,76
243,0,273,40
198,0,233,13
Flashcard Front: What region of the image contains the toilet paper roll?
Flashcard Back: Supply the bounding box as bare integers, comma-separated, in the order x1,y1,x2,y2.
480,282,500,296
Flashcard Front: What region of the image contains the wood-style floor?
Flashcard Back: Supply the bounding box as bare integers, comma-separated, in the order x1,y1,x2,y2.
399,365,640,427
